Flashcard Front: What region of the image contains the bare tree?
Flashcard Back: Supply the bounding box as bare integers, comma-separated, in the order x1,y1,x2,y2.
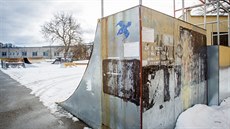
41,12,82,59
71,43,92,60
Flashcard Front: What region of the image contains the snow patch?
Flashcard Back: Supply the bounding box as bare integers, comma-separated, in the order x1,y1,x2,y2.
73,60,89,63
83,127,92,129
175,97,230,129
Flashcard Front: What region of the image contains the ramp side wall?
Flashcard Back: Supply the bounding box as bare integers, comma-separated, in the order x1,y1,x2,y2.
59,22,103,129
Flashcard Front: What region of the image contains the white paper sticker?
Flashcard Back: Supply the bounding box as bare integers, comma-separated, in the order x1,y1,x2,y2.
124,42,140,58
142,27,155,42
142,60,148,66
86,80,92,91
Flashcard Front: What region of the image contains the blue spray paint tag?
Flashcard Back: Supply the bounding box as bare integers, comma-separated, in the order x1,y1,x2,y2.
116,21,132,40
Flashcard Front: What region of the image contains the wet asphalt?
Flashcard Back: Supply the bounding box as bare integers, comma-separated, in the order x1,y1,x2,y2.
0,70,88,129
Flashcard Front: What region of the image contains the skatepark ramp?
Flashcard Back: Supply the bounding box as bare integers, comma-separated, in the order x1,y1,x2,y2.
59,5,208,129
1,58,25,69
23,58,31,64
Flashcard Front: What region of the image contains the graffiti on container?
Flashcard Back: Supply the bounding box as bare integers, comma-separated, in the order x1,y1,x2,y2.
142,34,174,66
142,65,172,111
116,21,132,40
142,26,206,112
174,65,182,98
179,27,207,86
142,33,174,111
102,59,140,105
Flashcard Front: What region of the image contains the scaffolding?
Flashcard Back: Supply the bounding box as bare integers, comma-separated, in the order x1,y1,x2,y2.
173,0,230,46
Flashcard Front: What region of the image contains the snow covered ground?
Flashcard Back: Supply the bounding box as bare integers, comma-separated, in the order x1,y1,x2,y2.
0,61,87,122
1,60,229,129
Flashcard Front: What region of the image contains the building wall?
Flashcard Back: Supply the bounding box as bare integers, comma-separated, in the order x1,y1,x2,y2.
0,46,92,59
219,46,230,68
187,13,228,45
0,47,62,59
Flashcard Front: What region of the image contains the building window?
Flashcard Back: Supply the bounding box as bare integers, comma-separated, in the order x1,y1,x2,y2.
212,32,228,46
32,52,37,56
54,52,59,56
43,52,48,56
2,52,7,57
22,51,27,56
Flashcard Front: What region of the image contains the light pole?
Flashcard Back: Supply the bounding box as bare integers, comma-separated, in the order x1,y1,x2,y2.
101,0,104,18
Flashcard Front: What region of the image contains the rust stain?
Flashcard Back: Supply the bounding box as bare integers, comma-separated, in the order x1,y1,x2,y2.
139,6,143,129
101,17,111,128
101,18,109,59
102,59,140,106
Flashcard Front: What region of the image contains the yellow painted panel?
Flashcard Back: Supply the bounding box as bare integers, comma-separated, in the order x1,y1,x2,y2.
219,46,230,68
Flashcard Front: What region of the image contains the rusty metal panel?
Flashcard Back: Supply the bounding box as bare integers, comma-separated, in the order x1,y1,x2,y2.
141,6,207,129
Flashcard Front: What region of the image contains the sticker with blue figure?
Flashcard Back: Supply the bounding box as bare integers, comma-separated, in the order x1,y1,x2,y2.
116,21,132,40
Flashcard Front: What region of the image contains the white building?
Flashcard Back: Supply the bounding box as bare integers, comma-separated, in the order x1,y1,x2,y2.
0,43,93,59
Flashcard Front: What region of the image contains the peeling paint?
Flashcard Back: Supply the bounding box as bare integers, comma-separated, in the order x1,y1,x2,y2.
142,7,207,129
174,65,182,98
103,59,140,105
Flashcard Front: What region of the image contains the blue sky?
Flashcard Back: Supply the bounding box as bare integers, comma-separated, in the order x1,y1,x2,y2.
0,0,198,47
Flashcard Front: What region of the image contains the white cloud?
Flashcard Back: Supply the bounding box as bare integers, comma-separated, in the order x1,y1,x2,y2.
0,0,198,47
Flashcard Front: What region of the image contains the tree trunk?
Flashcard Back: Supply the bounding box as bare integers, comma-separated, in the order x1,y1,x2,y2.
64,46,70,60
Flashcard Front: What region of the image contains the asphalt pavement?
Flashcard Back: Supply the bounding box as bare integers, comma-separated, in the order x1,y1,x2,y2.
0,70,88,129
